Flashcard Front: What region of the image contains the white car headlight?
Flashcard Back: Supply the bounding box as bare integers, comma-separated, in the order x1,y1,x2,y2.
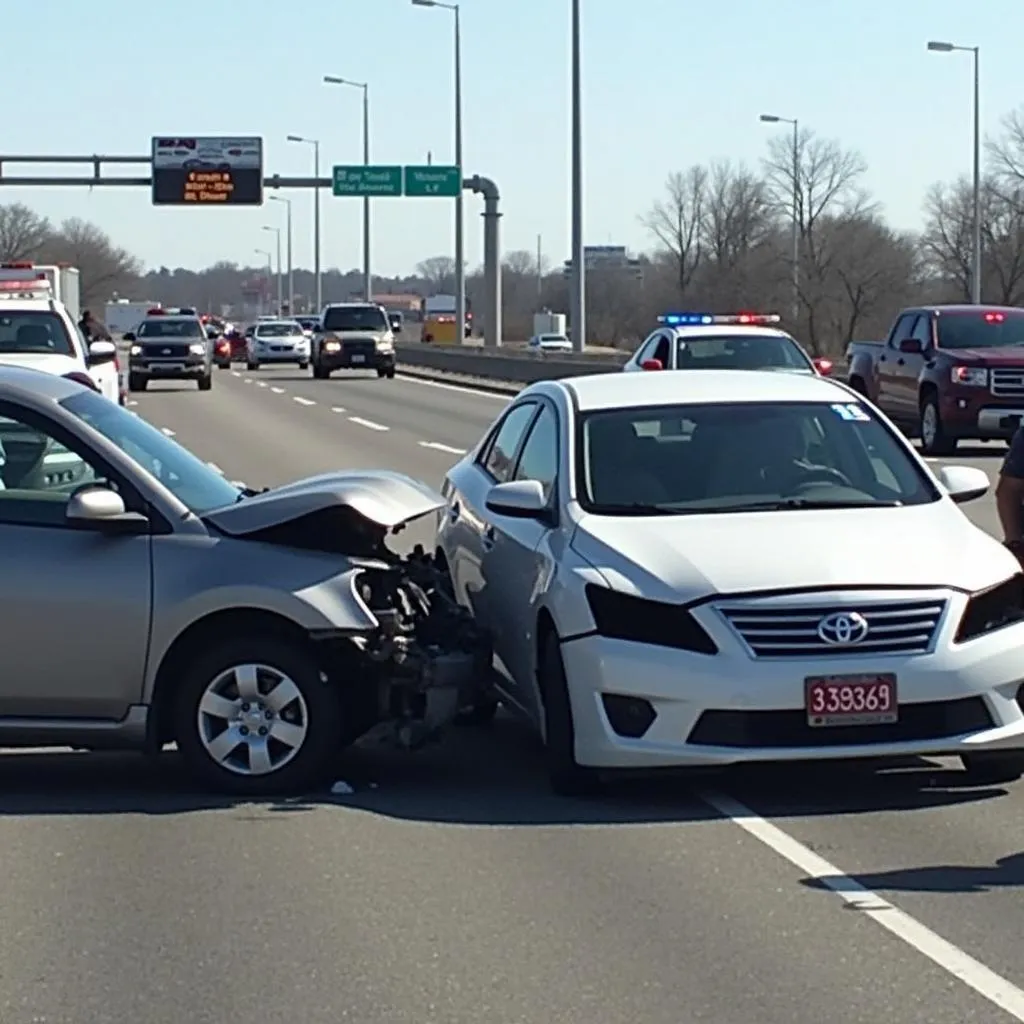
376,334,394,351
951,366,987,387
188,343,206,355
130,344,141,355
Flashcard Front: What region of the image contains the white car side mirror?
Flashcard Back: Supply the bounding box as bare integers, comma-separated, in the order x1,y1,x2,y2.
485,479,549,518
937,464,990,504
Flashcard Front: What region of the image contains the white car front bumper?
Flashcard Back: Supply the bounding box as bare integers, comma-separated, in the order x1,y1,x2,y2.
561,594,1024,770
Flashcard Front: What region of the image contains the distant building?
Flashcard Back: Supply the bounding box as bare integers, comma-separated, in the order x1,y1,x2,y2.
562,245,643,281
373,293,423,316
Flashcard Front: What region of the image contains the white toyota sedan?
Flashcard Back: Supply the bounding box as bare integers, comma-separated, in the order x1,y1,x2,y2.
436,369,1024,795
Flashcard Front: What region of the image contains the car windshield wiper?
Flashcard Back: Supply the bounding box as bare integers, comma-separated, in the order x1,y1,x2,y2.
592,502,681,515
693,498,902,513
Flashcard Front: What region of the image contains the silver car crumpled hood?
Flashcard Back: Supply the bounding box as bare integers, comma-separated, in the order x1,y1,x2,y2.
202,470,445,536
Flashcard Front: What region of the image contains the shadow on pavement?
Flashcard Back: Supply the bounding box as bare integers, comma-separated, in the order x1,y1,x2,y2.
0,713,1007,825
803,851,1024,895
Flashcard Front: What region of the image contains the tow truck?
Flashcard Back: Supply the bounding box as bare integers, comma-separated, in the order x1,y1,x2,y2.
623,313,833,375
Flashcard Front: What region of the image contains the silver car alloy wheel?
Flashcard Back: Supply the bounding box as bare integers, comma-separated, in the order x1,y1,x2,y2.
196,663,310,776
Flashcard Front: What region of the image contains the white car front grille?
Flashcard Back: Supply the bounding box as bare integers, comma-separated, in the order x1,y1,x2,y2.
715,595,948,657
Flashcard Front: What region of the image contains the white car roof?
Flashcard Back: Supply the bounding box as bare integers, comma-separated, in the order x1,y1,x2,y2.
667,325,793,339
558,369,851,412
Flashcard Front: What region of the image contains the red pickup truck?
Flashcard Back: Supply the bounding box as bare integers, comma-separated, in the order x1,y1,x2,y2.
846,304,1024,455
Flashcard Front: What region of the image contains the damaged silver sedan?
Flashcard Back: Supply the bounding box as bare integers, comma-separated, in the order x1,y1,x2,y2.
0,366,492,794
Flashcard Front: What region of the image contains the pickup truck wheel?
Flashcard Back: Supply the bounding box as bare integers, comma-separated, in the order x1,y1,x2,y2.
919,394,957,455
127,373,147,392
961,752,1024,785
539,633,604,797
197,373,213,392
312,363,329,379
173,635,343,796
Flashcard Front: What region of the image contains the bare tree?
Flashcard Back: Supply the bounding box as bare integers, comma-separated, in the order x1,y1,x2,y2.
641,166,707,298
41,217,142,307
988,107,1024,186
762,131,873,349
415,255,456,292
0,203,52,262
502,250,537,276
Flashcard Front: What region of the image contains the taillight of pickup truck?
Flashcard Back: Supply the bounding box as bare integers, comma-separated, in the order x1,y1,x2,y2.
846,305,1024,456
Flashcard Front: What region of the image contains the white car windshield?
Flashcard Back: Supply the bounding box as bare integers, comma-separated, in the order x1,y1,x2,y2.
256,322,302,337
578,400,939,515
673,335,812,371
61,390,243,514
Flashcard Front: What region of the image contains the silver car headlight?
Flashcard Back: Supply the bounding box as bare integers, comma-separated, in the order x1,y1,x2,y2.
188,343,206,355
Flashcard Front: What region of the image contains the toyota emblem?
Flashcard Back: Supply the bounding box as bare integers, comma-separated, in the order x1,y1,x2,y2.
816,611,870,646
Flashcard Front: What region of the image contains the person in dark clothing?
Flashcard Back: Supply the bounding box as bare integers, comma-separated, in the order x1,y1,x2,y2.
995,425,1024,563
78,309,111,342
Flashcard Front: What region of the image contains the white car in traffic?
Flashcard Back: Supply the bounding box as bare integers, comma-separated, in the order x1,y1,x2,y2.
436,369,1024,795
246,320,310,370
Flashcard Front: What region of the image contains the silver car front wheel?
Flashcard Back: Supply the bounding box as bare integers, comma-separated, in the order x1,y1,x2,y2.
173,635,343,795
197,663,309,777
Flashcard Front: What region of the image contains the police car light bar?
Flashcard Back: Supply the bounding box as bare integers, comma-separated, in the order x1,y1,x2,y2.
658,312,782,326
0,278,51,297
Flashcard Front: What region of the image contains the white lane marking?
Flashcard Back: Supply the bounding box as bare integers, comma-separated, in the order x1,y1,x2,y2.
701,789,1024,1020
419,440,466,455
397,372,510,402
206,462,223,474
126,400,138,408
243,378,253,384
160,427,175,437
348,416,389,431
257,381,268,388
293,396,315,406
271,387,285,394
231,371,241,377
331,406,346,413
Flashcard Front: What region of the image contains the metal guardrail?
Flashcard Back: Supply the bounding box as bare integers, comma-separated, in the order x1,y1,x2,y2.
394,342,849,387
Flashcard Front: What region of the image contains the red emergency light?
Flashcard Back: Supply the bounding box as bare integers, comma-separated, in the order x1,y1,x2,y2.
1,262,34,269
146,307,165,315
984,312,1006,323
0,278,49,294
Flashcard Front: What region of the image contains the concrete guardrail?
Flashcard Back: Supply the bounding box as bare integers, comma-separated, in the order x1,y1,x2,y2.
394,342,849,389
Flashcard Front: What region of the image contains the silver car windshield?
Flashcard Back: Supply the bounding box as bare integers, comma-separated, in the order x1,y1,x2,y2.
61,390,242,514
577,400,940,516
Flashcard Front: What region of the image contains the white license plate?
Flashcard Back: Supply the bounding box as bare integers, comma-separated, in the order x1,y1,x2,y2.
351,354,365,364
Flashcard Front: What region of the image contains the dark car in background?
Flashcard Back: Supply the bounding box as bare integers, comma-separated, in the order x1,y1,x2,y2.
125,314,213,392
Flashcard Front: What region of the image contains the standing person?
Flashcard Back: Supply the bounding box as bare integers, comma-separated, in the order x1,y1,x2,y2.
995,424,1024,564
79,309,112,342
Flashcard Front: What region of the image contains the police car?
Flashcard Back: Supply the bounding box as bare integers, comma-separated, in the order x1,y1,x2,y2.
0,277,120,402
624,313,833,376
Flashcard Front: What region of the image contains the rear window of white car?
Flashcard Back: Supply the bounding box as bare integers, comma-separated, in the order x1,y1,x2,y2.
0,311,75,358
674,334,812,371
578,400,938,515
256,322,302,337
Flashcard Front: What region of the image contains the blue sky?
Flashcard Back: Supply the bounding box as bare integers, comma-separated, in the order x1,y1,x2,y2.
5,0,1020,275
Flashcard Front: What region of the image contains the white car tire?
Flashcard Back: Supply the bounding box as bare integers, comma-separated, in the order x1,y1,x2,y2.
173,634,343,796
539,632,603,797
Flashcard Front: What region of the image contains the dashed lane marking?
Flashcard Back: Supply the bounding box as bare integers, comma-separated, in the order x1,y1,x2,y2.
348,416,388,431
331,406,346,413
293,396,315,406
243,378,252,384
127,400,138,408
419,441,466,455
257,381,268,388
271,387,285,394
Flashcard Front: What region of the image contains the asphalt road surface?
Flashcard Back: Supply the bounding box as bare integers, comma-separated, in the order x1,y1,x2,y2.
5,364,1024,1024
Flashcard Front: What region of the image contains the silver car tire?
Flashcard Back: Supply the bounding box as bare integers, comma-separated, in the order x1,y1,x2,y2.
173,635,342,795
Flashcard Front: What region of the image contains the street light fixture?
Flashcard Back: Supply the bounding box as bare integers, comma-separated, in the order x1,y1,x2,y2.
287,134,322,311
324,75,373,302
262,225,283,315
269,196,293,313
760,113,800,322
928,40,982,304
255,248,273,317
412,0,465,343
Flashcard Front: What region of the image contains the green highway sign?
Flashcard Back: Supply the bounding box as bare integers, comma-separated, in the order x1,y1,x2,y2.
403,165,462,197
332,165,403,196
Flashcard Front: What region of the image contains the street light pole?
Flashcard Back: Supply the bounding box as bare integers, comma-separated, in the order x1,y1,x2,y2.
928,41,982,304
412,0,464,342
287,135,322,311
324,76,373,302
269,195,293,313
263,225,283,314
760,113,800,322
255,248,272,317
569,0,585,352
